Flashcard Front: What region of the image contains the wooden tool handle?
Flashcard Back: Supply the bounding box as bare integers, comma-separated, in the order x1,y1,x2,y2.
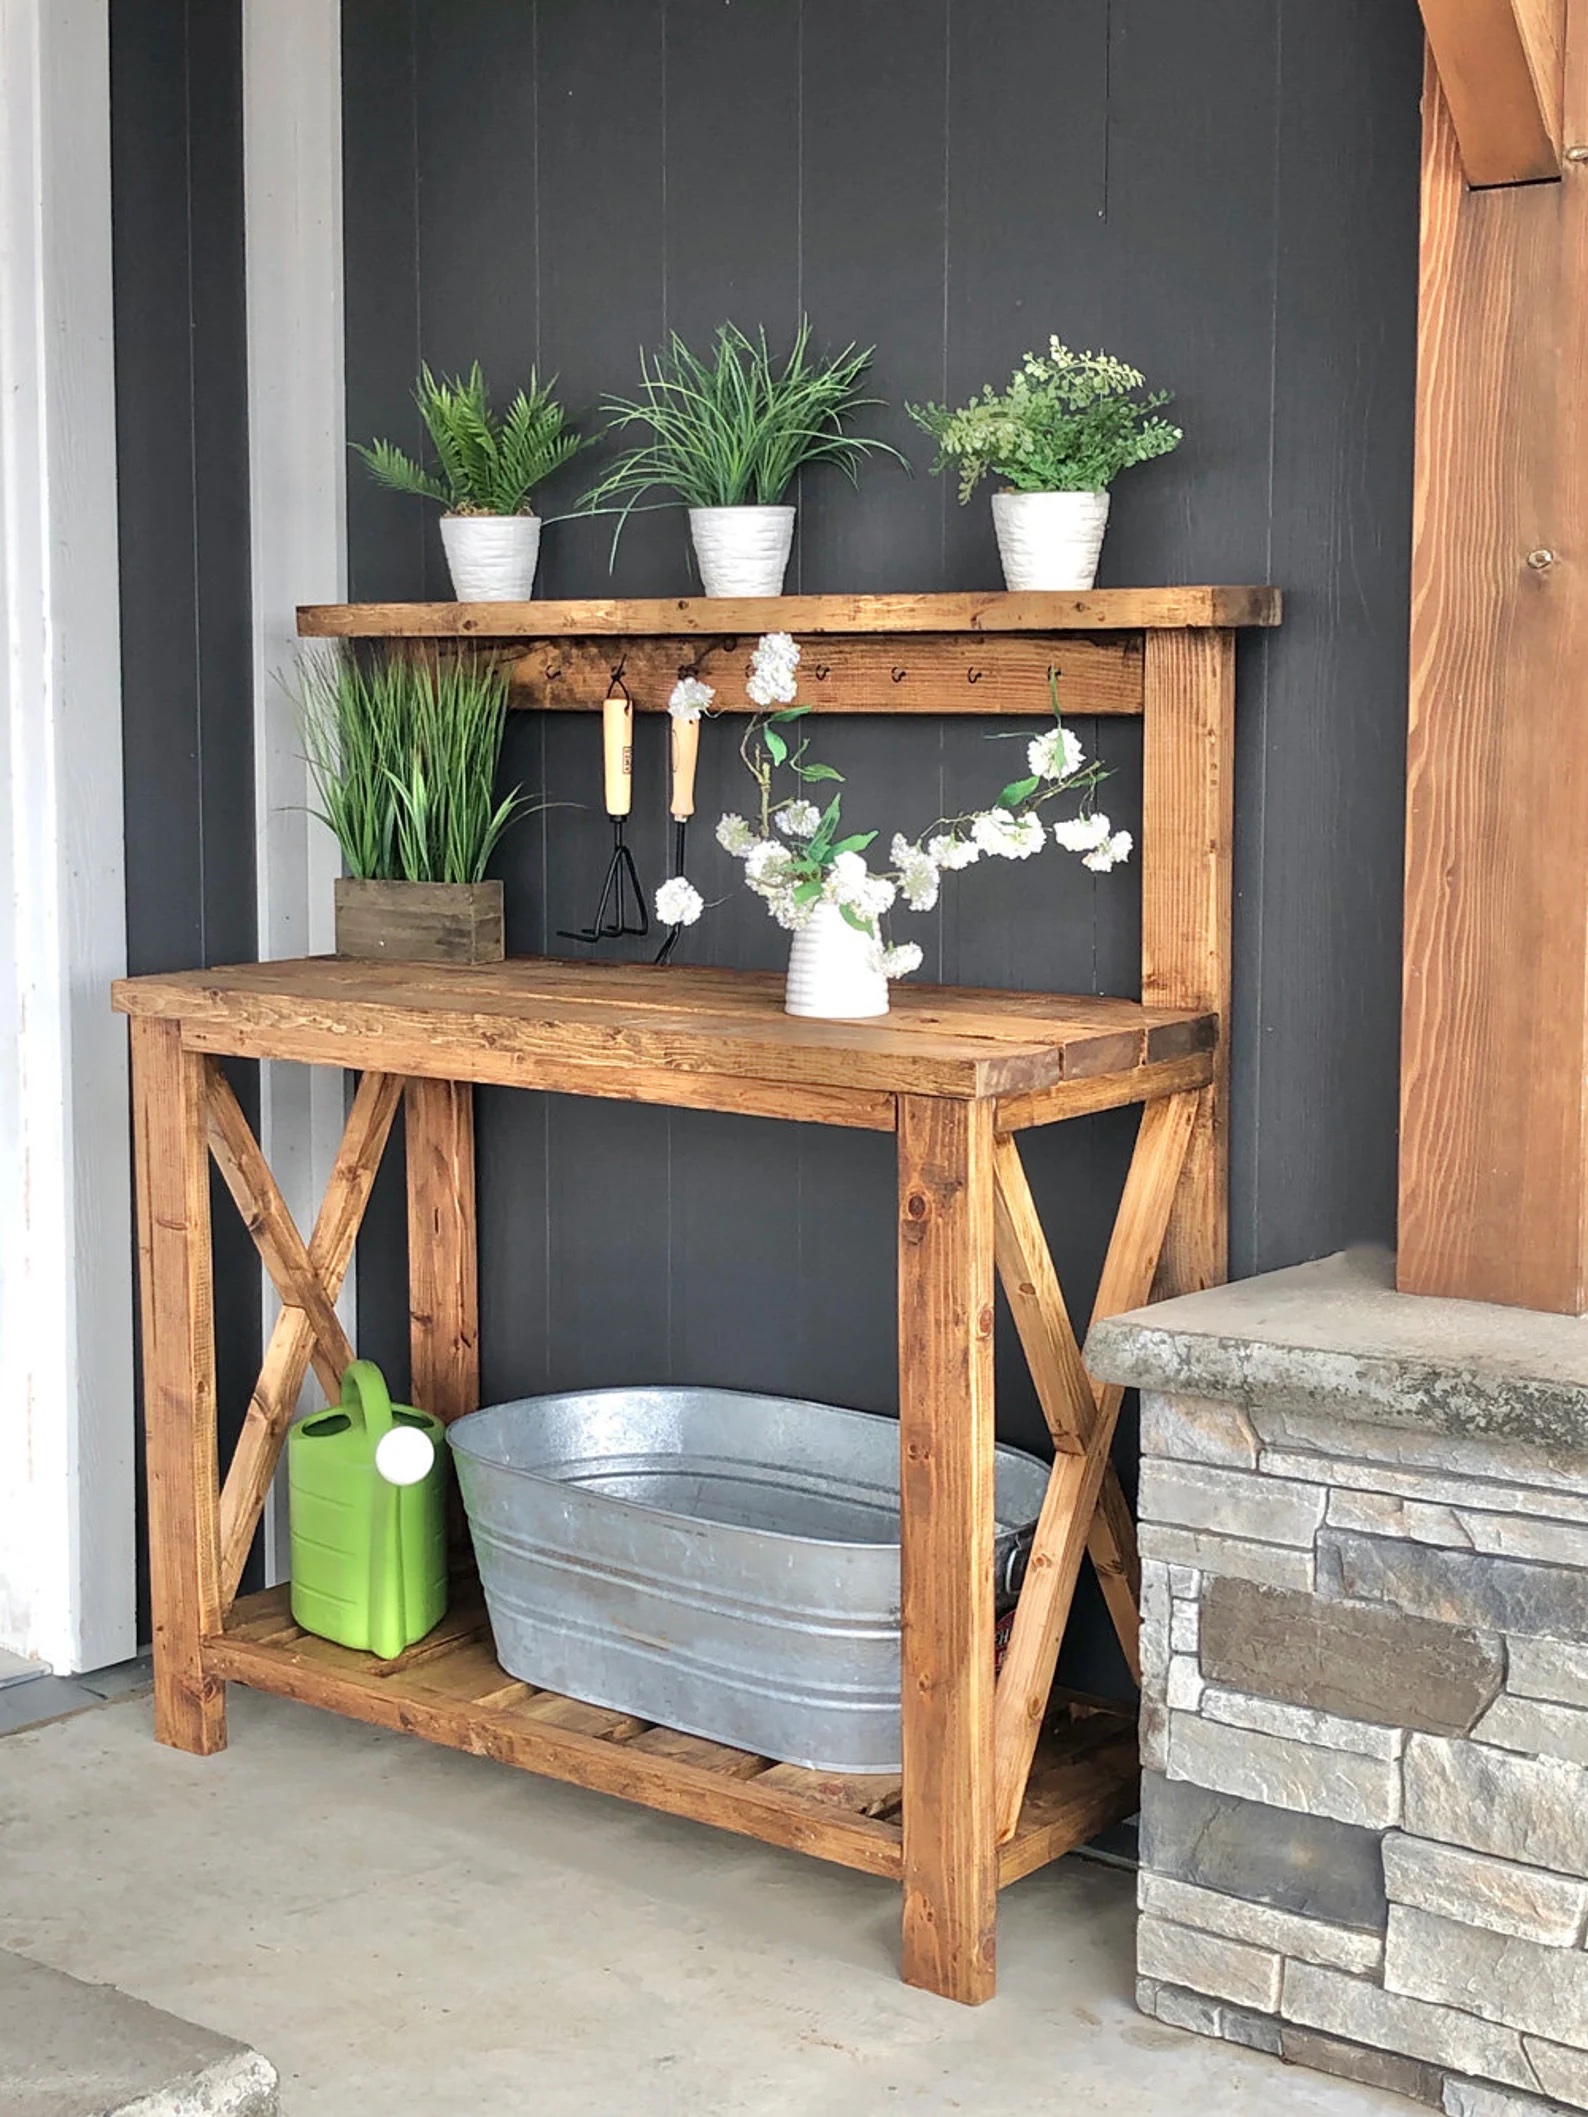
602,692,634,818
670,714,701,821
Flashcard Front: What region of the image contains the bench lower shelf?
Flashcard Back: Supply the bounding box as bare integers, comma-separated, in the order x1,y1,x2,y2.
207,1586,1139,1888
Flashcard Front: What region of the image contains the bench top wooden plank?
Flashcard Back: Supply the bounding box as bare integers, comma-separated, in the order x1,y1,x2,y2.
296,587,1281,640
112,957,1216,1102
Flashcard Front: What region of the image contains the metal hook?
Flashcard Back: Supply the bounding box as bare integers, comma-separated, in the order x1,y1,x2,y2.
966,667,984,686
812,663,831,682
891,666,907,684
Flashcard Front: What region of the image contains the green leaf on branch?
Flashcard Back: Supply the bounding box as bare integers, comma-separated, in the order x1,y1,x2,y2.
838,903,875,935
793,877,823,905
770,706,811,723
797,762,843,783
999,776,1040,808
765,727,788,766
828,831,877,856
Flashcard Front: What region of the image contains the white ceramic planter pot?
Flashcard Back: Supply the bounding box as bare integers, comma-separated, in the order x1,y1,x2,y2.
440,513,542,601
689,505,796,598
991,489,1111,592
784,902,889,1021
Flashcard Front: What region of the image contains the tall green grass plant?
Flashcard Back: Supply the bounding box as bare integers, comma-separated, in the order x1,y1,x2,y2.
300,648,531,884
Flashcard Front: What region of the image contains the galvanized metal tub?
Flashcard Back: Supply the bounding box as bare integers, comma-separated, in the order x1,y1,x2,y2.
447,1387,1050,1774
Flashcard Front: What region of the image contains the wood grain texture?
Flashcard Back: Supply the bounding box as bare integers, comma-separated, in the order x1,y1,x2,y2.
405,1077,479,1423
112,958,1213,1106
297,588,1282,639
129,1018,226,1754
216,1070,402,1605
1419,0,1565,184
897,1096,998,2005
333,878,504,965
206,1582,1137,1885
990,1134,1140,1688
504,634,1146,717
204,1063,356,1401
988,1098,1195,1840
1141,629,1235,1297
1400,43,1588,1311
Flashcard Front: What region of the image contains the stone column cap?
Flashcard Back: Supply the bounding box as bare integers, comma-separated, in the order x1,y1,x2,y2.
1084,1247,1588,1449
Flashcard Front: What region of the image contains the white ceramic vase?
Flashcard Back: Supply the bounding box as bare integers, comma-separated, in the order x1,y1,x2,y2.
991,489,1111,592
440,513,542,601
784,902,889,1021
689,504,796,598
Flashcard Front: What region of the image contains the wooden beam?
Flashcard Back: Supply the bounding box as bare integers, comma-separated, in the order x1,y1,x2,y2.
1140,630,1235,1298
1419,0,1565,186
405,1078,480,1424
897,1095,998,2006
130,1019,226,1755
1400,37,1588,1311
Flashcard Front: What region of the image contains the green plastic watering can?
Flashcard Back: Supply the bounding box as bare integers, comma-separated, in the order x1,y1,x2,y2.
288,1360,449,1660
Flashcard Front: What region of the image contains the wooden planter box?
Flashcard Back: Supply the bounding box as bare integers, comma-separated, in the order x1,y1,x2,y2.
333,878,504,965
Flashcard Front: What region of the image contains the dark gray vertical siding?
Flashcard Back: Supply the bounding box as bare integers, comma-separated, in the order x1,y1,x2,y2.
341,0,1423,1696
111,0,258,1621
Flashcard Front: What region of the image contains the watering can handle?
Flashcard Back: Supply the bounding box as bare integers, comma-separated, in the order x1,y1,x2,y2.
341,1359,396,1441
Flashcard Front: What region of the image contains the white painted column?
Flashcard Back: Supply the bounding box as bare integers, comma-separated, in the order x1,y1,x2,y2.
243,0,350,1578
0,0,136,1671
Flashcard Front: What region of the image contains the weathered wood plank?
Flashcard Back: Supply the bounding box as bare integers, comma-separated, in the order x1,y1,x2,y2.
297,587,1282,639
506,633,1145,717
333,877,504,965
405,1078,479,1424
897,1095,998,2005
130,1017,226,1755
1419,0,1564,186
1141,630,1234,1298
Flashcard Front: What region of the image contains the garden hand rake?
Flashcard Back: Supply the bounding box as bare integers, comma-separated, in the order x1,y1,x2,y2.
654,707,701,964
559,672,649,944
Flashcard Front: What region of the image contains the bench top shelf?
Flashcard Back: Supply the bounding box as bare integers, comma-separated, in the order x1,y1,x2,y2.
296,586,1281,639
111,956,1216,1121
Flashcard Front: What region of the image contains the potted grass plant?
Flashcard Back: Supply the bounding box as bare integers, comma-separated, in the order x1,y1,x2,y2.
909,340,1182,592
354,363,586,601
581,320,904,596
300,646,534,963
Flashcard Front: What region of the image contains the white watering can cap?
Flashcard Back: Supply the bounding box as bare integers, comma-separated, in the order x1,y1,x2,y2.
375,1424,437,1488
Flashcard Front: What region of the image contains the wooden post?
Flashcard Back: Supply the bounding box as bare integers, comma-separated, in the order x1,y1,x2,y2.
1417,0,1565,185
897,1095,997,2005
129,1019,226,1753
405,1078,480,1422
1400,28,1588,1313
1141,629,1236,1297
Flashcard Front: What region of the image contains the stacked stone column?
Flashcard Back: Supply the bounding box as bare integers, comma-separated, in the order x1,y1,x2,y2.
1088,1253,1588,2117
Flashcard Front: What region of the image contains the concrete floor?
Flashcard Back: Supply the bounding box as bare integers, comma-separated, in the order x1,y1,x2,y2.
0,1689,1410,2117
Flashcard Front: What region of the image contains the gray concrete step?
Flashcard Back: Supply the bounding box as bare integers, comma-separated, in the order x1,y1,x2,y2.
0,1949,278,2117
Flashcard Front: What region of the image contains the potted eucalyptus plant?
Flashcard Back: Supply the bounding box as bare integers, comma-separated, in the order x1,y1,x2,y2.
300,646,534,964
582,320,904,596
654,634,1133,1019
909,340,1182,592
354,363,586,601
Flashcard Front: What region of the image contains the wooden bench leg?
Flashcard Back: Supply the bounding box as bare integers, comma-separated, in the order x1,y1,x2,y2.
897,1095,998,2005
405,1078,480,1423
130,1018,225,1755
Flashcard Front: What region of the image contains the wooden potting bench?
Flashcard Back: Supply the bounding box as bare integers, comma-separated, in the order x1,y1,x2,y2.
114,588,1277,2006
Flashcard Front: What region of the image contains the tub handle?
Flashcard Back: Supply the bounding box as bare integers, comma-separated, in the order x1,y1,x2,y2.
1001,1526,1037,1602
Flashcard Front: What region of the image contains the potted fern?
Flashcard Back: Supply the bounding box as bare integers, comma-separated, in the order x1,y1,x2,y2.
582,320,904,597
909,340,1182,592
354,364,586,602
300,647,534,963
